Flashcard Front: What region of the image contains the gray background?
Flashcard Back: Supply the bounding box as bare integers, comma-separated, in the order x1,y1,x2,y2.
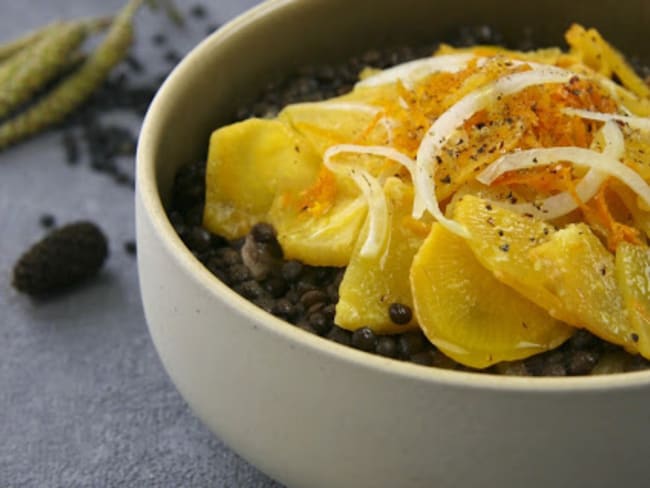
0,1,283,486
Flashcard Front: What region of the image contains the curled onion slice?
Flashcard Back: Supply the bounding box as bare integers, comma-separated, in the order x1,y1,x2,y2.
356,54,477,89
291,101,384,115
482,121,625,219
415,67,574,237
563,107,650,131
324,145,411,257
477,144,650,210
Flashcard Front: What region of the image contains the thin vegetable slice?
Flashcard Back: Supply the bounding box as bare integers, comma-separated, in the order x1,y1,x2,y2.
336,178,425,334
477,146,650,210
203,118,321,238
615,242,650,358
410,223,572,369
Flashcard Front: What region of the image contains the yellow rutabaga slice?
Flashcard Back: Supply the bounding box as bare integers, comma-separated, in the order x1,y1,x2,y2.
267,192,367,267
451,194,567,319
615,242,650,358
203,118,321,239
335,177,428,334
279,98,390,155
527,224,633,349
409,223,572,369
454,195,638,353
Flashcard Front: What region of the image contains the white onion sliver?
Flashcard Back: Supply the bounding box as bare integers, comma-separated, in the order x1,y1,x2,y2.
563,107,650,132
290,101,383,115
415,67,574,237
324,145,411,258
347,168,389,257
325,144,417,173
356,54,477,89
325,144,425,216
477,146,650,209
487,121,624,219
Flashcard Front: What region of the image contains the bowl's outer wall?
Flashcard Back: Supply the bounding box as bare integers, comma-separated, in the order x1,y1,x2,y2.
137,1,650,487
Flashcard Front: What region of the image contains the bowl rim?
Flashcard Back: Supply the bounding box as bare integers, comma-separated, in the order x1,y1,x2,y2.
136,0,650,392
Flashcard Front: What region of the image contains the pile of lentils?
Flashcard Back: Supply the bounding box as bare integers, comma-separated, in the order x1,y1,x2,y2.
167,26,650,376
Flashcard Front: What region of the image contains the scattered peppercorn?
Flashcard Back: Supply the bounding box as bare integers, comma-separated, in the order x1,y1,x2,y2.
12,221,108,296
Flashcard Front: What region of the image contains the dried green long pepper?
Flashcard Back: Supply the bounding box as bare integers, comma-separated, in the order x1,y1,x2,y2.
0,0,144,150
0,19,109,120
0,22,62,62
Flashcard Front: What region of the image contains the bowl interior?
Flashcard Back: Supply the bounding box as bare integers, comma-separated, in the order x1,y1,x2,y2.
137,0,650,387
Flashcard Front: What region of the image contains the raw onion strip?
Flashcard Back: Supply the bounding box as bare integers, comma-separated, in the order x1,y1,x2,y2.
323,145,407,257
563,107,650,131
356,54,477,89
477,145,650,209
291,101,384,115
415,67,574,237
485,121,624,219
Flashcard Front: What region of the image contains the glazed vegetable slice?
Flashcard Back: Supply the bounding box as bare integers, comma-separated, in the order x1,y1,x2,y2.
203,118,321,239
451,195,566,319
279,99,390,155
410,223,571,368
267,192,367,267
454,195,639,353
527,224,633,350
615,242,650,357
335,178,426,334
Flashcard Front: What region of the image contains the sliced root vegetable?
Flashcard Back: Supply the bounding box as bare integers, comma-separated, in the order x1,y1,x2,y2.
454,195,637,352
452,194,567,319
324,144,417,259
279,99,392,155
615,242,650,358
410,223,572,369
336,178,427,334
268,195,367,267
528,224,634,350
414,67,574,236
203,118,321,239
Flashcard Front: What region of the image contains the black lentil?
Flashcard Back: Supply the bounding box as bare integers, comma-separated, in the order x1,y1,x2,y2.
164,49,181,65
123,239,136,256
389,302,412,325
39,213,56,229
397,331,427,359
272,298,294,320
300,289,329,309
12,221,108,296
376,336,399,358
309,312,332,336
165,39,650,377
251,222,276,243
151,32,166,46
351,327,378,352
189,4,207,19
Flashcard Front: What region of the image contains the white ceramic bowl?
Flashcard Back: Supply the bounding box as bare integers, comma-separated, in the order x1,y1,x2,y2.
136,1,650,486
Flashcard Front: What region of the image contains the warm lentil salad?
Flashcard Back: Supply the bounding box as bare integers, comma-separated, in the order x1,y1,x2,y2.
168,25,650,376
